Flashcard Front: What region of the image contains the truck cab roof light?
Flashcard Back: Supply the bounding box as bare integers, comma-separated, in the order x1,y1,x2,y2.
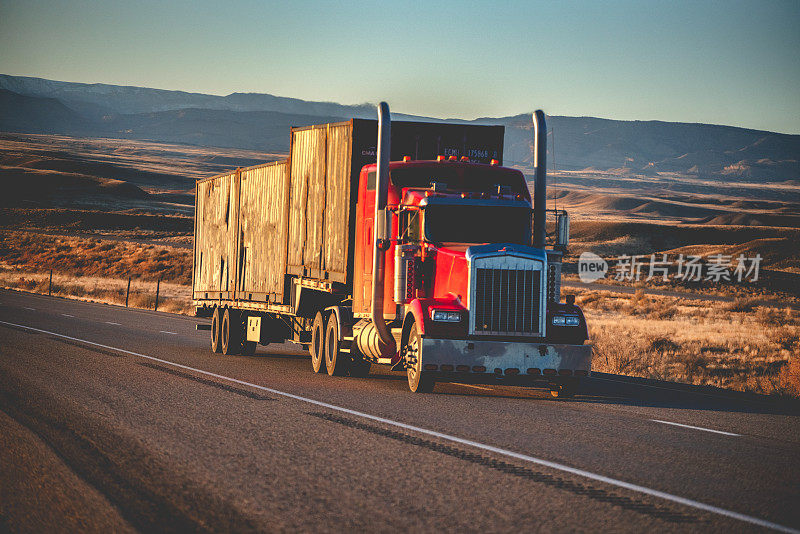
403,156,411,162
437,155,446,162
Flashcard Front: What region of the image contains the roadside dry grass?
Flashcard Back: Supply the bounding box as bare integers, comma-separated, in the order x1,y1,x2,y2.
0,269,192,315
576,288,800,397
0,230,193,314
0,230,191,283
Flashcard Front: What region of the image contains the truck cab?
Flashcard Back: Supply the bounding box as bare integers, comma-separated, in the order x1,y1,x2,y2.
353,157,590,394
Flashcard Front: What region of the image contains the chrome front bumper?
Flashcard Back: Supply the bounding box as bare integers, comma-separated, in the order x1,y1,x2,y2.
420,338,591,377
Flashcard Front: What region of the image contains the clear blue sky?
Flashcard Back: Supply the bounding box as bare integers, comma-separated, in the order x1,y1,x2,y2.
1,0,798,133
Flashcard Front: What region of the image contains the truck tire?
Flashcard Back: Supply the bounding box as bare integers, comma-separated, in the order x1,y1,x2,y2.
221,308,241,356
211,307,222,353
405,323,434,393
310,312,326,373
324,313,350,376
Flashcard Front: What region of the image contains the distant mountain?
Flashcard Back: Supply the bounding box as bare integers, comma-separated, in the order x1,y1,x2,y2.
499,114,800,181
106,108,348,150
0,88,91,134
0,74,381,118
1,74,798,182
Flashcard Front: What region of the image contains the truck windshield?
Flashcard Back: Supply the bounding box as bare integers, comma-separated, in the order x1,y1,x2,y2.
424,205,531,245
390,166,528,196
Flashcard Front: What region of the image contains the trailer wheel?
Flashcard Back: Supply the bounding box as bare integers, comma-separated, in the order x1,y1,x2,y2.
221,308,241,355
324,313,349,376
405,323,434,393
310,312,326,373
211,307,222,353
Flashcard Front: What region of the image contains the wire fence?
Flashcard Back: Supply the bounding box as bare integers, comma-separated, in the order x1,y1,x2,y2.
0,268,192,314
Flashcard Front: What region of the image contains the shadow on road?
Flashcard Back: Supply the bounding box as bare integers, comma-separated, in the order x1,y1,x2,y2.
244,346,799,416
431,375,800,416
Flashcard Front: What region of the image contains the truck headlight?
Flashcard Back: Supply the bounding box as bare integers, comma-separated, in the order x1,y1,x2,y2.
431,310,461,322
552,315,579,326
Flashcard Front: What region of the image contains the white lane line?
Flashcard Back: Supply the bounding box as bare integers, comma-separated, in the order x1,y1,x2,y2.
105,321,122,326
453,383,493,391
652,419,741,437
160,331,177,335
24,307,36,311
61,314,74,318
1,319,796,534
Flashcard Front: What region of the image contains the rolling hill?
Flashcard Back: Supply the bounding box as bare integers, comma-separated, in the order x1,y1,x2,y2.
1,74,798,184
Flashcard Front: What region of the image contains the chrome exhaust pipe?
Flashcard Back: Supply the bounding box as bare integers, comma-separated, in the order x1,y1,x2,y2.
371,102,396,354
532,110,547,249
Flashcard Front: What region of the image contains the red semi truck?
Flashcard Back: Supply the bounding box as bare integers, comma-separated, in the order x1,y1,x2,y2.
193,104,590,395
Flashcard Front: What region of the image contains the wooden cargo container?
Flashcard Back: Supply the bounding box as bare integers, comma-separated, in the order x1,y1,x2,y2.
194,161,289,304
236,161,290,302
194,119,504,309
194,170,239,301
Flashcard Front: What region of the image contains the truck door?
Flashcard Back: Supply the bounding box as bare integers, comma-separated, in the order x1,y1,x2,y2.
363,217,373,310
353,169,376,314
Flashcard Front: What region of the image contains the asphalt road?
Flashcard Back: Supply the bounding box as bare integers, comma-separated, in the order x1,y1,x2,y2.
1,289,798,533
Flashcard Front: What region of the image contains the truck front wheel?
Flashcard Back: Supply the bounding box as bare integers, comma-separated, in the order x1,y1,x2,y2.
405,323,434,393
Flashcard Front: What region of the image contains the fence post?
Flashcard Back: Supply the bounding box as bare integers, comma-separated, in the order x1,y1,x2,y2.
125,277,131,307
48,269,53,296
155,277,161,312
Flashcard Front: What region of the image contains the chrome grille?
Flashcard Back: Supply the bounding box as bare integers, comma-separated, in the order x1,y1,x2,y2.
471,263,543,336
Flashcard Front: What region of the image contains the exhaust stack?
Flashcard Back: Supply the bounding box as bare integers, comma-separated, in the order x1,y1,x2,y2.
371,102,396,354
532,110,547,249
